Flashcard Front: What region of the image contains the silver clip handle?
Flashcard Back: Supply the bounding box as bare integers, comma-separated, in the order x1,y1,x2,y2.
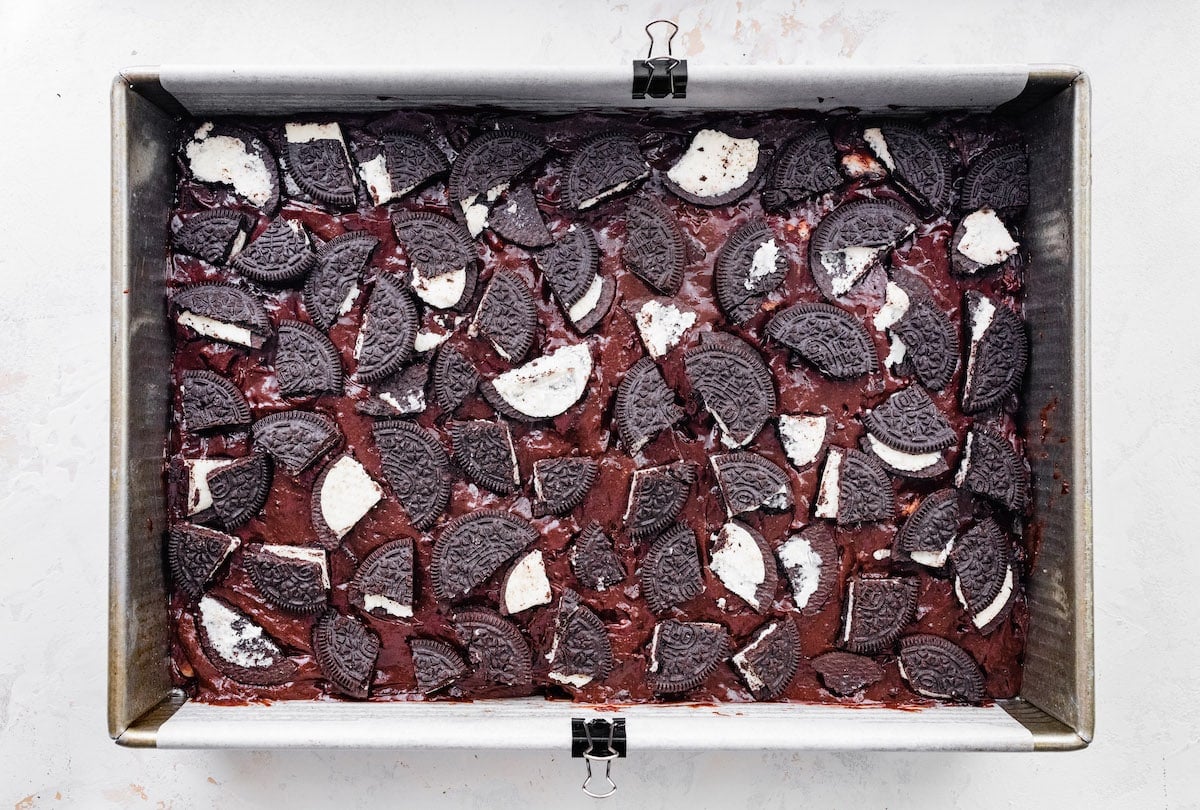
579,718,619,799
644,19,680,68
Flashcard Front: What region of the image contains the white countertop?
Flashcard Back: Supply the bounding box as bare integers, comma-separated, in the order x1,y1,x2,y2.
2,0,1198,806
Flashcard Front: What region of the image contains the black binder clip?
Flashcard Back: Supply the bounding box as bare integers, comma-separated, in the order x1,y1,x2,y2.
632,20,687,99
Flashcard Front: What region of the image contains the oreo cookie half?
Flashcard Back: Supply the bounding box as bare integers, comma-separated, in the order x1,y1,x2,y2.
499,549,553,615
664,129,764,207
284,122,357,208
373,421,452,530
624,461,696,539
173,283,270,349
393,212,478,311
776,524,839,616
711,452,793,517
889,295,960,391
648,619,730,695
815,447,895,526
614,357,684,453
951,208,1020,276
355,275,419,384
714,219,789,324
622,197,687,295
449,420,519,495
470,269,537,363
252,410,339,475
565,133,650,209
899,634,986,703
232,218,317,285
956,427,1030,513
207,452,272,530
174,208,248,265
811,651,884,696
536,226,613,333
710,521,778,612
777,414,829,471
808,198,918,299
731,618,800,701
862,123,955,212
312,610,380,699
532,456,598,516
766,302,876,380
961,144,1029,216
482,343,593,422
961,291,1028,413
430,510,538,601
352,131,449,206
639,523,703,614
432,344,479,414
950,517,1015,633
168,523,241,599
195,595,296,686
896,488,961,569
242,545,329,614
488,185,553,248
452,608,533,687
862,386,957,478
570,522,626,591
410,638,468,694
275,320,343,397
350,538,414,619
684,332,776,449
839,576,919,654
302,231,379,330
448,130,548,236
181,370,251,433
355,362,429,418
547,589,613,689
183,123,281,212
310,455,383,547
760,127,841,210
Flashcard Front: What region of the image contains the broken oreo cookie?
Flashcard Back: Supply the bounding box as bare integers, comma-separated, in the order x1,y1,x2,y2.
564,133,649,209
482,342,593,422
173,283,270,349
890,297,960,391
313,610,380,699
962,291,1028,413
839,576,919,654
353,131,448,206
449,130,547,236
640,523,704,614
372,420,452,530
168,523,240,599
184,122,281,212
684,332,776,449
393,211,478,311
536,226,612,333
180,370,251,433
410,638,468,694
710,521,778,613
532,456,598,516
777,525,839,616
355,362,429,418
232,217,317,286
547,589,613,689
431,510,538,601
766,302,876,380
862,123,955,212
284,122,357,208
731,618,800,701
450,419,519,495
714,219,788,324
815,447,894,525
862,385,957,478
648,619,730,695
624,461,695,539
950,517,1015,633
195,595,296,686
499,549,552,615
951,208,1020,276
614,356,684,453
622,197,687,295
570,522,625,591
350,538,414,619
275,320,343,397
431,344,479,414
471,269,537,363
252,410,339,475
243,545,329,614
355,274,419,384
896,488,961,569
811,651,883,696
957,427,1029,513
808,198,918,299
711,452,792,517
174,208,248,265
761,127,841,210
664,129,763,206
311,454,383,546
487,185,553,248
961,144,1029,216
452,608,533,687
207,452,272,530
899,634,986,703
302,231,378,330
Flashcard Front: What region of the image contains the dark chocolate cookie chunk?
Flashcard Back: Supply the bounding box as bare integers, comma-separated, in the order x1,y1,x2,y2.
710,522,778,612
777,525,839,616
174,208,248,265
950,517,1014,632
195,595,296,686
232,218,317,285
252,410,339,475
355,362,429,418
760,127,841,210
864,386,957,454
896,488,961,569
711,452,793,517
714,218,788,323
570,522,626,591
811,651,884,696
452,608,533,687
372,421,452,530
242,545,328,614
284,122,357,208
547,589,613,689
173,283,271,348
891,298,959,390
532,456,598,516
393,211,478,310
350,538,414,619
275,320,343,397
731,618,800,701
614,357,684,453
471,269,537,363
622,197,687,295
958,428,1029,513
487,185,553,248
816,448,895,526
648,619,730,694
767,301,877,380
352,131,449,205
863,123,955,212
899,634,986,703
961,144,1029,216
431,510,538,601
183,123,281,212
840,576,919,654
536,225,599,310
808,198,918,299
639,523,703,614
448,130,547,226
449,420,519,495
432,344,479,413
181,370,251,432
684,332,776,448
663,129,764,206
961,291,1028,413
564,133,649,209
302,231,378,330
207,452,272,530
312,610,380,699
410,638,468,693
168,523,240,599
355,275,419,384
624,461,695,539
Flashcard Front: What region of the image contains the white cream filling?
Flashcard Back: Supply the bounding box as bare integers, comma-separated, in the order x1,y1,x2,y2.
966,565,1015,629
666,129,760,198
955,432,975,487
461,195,491,236
910,542,954,569
958,208,1019,267
228,230,247,259
261,544,330,589
634,300,696,358
337,285,361,318
186,458,233,515
379,389,425,415
489,343,592,419
815,450,843,519
841,580,857,643
549,671,594,688
413,329,451,353
185,125,274,207
862,128,895,170
567,275,604,323
579,171,649,210
873,548,892,560
873,281,911,331
178,311,255,347
198,596,281,669
778,533,824,610
502,550,552,614
731,622,778,693
745,239,781,291
318,456,383,539
964,295,998,391
820,245,886,296
362,593,413,618
866,434,941,473
777,414,827,469
285,122,343,145
357,154,395,205
710,523,767,609
884,334,908,368
411,265,466,310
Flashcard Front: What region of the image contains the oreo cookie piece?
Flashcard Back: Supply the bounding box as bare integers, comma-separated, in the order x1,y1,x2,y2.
182,457,233,518
393,212,478,311
961,291,1028,413
808,198,918,299
890,297,960,391
181,370,251,432
355,275,419,384
350,538,414,619
487,185,553,248
449,420,519,495
207,452,272,530
312,610,380,699
355,362,428,418
710,522,778,612
684,332,776,449
449,130,548,236
714,219,789,323
622,197,687,295
664,129,763,206
564,133,649,209
839,576,919,654
168,523,240,599
242,545,329,614
173,283,270,349
532,456,598,516
811,651,884,696
951,208,1020,276
862,386,956,478
776,524,839,616
452,608,533,687
766,302,877,380
639,523,703,614
961,144,1029,216
430,510,538,601
232,218,317,285
372,421,452,530
777,414,829,471
570,522,625,591
896,488,961,569
760,127,841,210
183,122,281,212
482,343,593,421
311,455,383,546
275,320,343,397
862,123,955,212
547,589,613,689
536,226,612,332
252,410,339,475
432,344,479,413
898,634,986,703
950,517,1015,633
614,357,684,453
470,269,537,363
499,549,553,615
195,595,296,686
174,208,248,265
352,131,449,205
624,462,696,539
648,619,730,695
731,619,801,700
302,231,379,330
284,122,357,208
711,452,792,517
957,428,1030,513
815,447,894,526
410,638,468,694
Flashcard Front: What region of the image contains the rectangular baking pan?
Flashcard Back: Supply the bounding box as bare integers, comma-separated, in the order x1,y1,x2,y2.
110,62,1092,752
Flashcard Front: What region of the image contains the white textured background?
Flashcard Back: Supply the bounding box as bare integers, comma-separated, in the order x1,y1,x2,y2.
2,0,1197,806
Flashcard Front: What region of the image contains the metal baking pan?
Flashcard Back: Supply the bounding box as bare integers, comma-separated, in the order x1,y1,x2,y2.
110,57,1092,755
